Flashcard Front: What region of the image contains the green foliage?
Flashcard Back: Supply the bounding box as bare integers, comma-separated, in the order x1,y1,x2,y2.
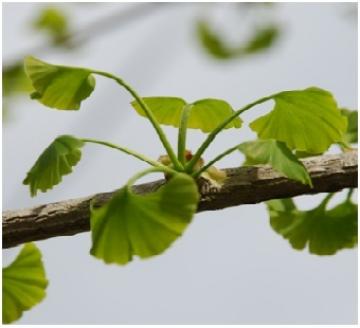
341,108,358,144
23,135,84,196
90,172,199,265
131,97,242,133
250,87,348,154
33,7,70,45
2,243,48,324
267,195,357,255
196,20,279,60
238,139,312,186
24,56,96,110
22,57,357,268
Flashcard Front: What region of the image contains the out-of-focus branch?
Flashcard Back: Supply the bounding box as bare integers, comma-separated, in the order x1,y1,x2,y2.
3,3,168,68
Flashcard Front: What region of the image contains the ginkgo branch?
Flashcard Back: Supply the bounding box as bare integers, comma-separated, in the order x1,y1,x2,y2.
3,150,357,249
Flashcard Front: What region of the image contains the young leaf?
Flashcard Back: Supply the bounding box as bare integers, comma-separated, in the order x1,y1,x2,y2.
23,135,84,196
131,97,242,133
340,108,358,144
3,243,48,324
267,197,357,255
24,56,95,110
90,173,199,265
238,139,312,186
250,87,348,154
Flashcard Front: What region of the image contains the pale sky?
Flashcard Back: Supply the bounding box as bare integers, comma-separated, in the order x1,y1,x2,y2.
3,2,357,324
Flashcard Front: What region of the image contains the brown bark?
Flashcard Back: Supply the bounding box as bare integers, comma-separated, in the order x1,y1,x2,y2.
3,151,357,249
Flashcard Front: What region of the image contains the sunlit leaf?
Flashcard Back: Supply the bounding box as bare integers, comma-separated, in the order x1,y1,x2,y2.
131,97,242,133
23,135,84,196
341,108,358,144
90,173,199,265
196,20,279,60
24,56,96,110
250,87,348,154
267,196,358,255
238,139,312,186
2,243,48,324
33,7,70,45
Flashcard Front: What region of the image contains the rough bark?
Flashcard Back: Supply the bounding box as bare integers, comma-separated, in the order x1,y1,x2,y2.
3,151,357,249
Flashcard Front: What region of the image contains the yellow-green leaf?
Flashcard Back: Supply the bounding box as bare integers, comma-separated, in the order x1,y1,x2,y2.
33,7,70,45
23,135,84,196
131,97,242,133
238,139,312,186
90,173,199,265
3,243,48,324
24,56,95,110
250,87,348,154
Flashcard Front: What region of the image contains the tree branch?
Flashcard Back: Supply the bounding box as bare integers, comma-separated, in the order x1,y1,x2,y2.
3,151,357,249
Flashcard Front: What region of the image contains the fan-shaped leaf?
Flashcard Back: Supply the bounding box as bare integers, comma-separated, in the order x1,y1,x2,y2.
250,87,348,154
267,197,358,255
238,139,312,186
3,243,48,324
24,56,95,110
90,173,199,265
131,97,242,133
23,135,84,196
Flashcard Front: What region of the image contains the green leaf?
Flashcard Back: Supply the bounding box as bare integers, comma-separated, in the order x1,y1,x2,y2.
90,173,199,265
23,135,84,196
196,20,279,60
33,7,70,45
3,63,33,97
267,196,358,255
243,25,279,54
238,139,312,186
341,108,358,144
3,243,48,324
24,56,96,110
131,97,242,133
250,87,348,154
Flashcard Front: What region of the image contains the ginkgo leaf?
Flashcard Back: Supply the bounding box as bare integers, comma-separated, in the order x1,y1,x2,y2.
238,139,312,186
24,56,95,110
341,108,358,144
90,173,199,265
33,7,70,45
131,97,242,133
250,87,348,154
2,243,48,324
196,20,279,60
267,196,358,255
23,135,84,196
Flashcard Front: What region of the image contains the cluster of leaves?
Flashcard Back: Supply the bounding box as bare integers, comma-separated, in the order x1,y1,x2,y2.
22,56,350,265
2,55,357,323
266,193,357,255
